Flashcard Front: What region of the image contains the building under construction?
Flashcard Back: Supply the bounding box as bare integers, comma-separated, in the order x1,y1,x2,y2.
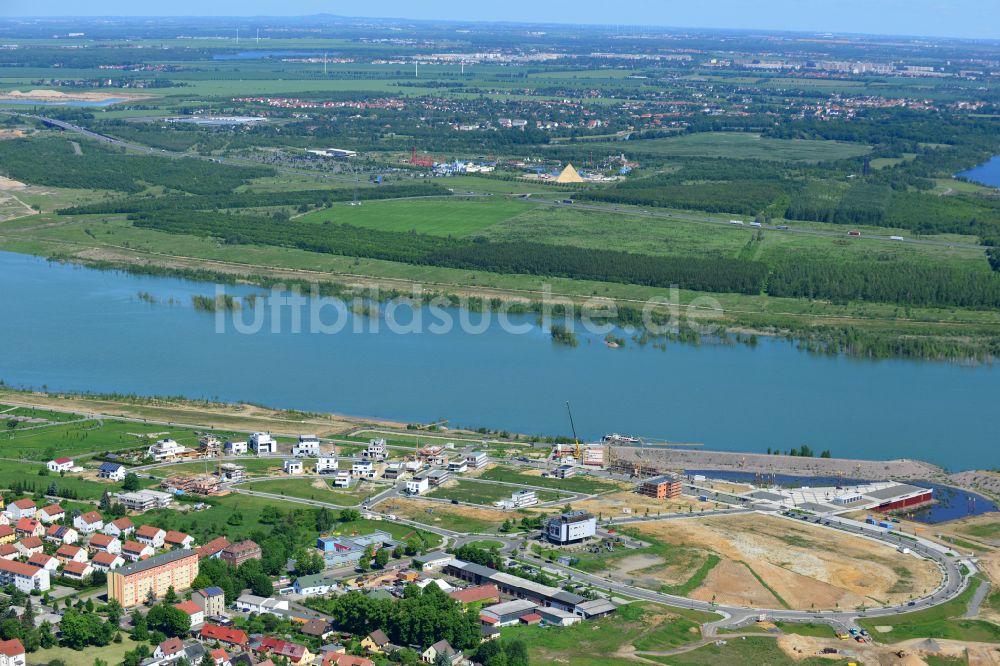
638,475,683,499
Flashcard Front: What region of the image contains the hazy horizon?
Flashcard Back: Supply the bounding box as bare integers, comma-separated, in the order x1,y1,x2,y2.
1,1,998,41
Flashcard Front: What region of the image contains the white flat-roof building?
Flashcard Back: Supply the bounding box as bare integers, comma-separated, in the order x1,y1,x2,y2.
224,440,248,455
405,477,429,496
315,456,338,474
447,460,468,474
284,459,304,475
292,435,321,457
147,439,188,461
465,452,488,469
352,460,376,479
116,490,174,512
250,432,276,455
331,470,353,488
363,439,388,461
546,511,596,545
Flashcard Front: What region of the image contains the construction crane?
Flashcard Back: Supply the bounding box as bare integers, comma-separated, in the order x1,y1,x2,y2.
565,401,582,460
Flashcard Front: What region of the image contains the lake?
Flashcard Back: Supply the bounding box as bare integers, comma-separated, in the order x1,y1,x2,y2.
0,251,997,471
957,155,1000,188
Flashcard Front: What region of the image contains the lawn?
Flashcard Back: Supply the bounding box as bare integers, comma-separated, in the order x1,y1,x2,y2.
428,479,568,506
0,461,115,500
30,636,144,666
561,132,871,162
478,465,621,494
239,477,378,506
647,635,854,665
297,197,531,237
502,603,715,666
153,456,289,478
857,577,1000,644
773,622,837,639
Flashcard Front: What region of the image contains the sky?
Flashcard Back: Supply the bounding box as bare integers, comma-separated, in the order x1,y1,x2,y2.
0,1,998,40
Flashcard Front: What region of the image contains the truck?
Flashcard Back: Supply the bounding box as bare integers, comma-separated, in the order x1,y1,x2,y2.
890,235,904,241
729,220,744,226
698,495,708,501
865,516,877,525
749,221,762,228
879,521,894,529
848,230,861,237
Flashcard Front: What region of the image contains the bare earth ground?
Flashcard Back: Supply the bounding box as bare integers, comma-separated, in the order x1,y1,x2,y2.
374,497,507,529
0,177,26,189
0,89,149,103
628,514,941,611
573,490,705,518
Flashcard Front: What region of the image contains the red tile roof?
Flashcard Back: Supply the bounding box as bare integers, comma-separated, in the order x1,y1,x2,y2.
174,600,201,615
158,637,184,657
56,544,82,558
449,584,500,604
165,530,191,545
18,536,42,549
0,545,17,558
197,536,231,559
110,517,135,530
0,559,43,577
0,639,24,658
122,540,149,554
136,525,164,538
39,504,64,517
63,561,91,576
479,614,498,625
259,637,307,661
15,518,39,532
200,624,248,647
93,551,122,566
54,457,72,464
79,511,103,524
0,526,13,538
27,553,54,568
89,534,116,548
519,613,542,624
11,499,34,510
324,656,373,666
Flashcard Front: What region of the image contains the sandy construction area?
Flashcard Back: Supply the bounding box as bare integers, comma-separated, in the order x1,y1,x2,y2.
629,513,940,610
573,490,704,518
376,497,507,529
0,89,143,103
0,177,26,190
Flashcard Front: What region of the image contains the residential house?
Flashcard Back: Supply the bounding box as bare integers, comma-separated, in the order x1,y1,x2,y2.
153,637,185,662
62,561,93,580
292,573,338,597
351,460,375,479
26,553,58,573
224,440,248,455
255,637,312,665
55,544,88,563
4,500,35,521
405,477,429,496
104,517,135,539
233,594,288,616
199,625,248,650
360,630,390,655
173,600,204,628
91,551,125,572
323,656,373,666
446,460,468,474
220,540,261,568
331,470,353,488
362,439,387,461
44,524,79,545
147,439,188,461
116,490,173,512
0,559,49,593
291,435,321,457
465,452,488,469
0,639,25,666
426,469,450,487
122,540,154,562
196,537,230,560
136,525,166,548
283,459,304,475
315,456,338,474
98,462,126,482
0,527,13,546
46,458,74,473
14,519,42,539
0,546,17,561
421,640,460,665
73,511,104,535
14,538,43,557
192,586,226,618
36,505,65,524
164,531,194,550
88,533,122,554
299,619,333,641
249,432,276,455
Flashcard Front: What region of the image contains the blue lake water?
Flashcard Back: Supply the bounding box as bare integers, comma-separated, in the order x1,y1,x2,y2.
0,251,997,472
957,155,1000,188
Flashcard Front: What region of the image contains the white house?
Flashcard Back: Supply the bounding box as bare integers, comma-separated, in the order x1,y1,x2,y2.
26,553,59,573
62,561,93,580
363,438,387,460
122,540,155,562
98,462,126,481
4,500,35,521
0,638,26,666
104,517,135,538
88,533,121,554
351,460,376,479
421,640,460,665
147,439,189,461
73,511,104,535
0,559,49,593
91,551,125,571
331,470,353,488
405,477,429,496
136,525,167,548
315,456,338,474
447,460,468,474
36,505,65,524
283,459,304,475
233,594,288,616
465,452,488,469
44,524,78,545
224,440,248,455
174,600,205,628
249,432,276,455
46,458,74,473
55,544,88,563
291,435,321,457
292,573,338,597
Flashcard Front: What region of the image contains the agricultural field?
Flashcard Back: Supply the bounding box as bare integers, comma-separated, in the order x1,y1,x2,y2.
297,197,533,237
567,132,872,162
589,514,940,610
427,478,568,505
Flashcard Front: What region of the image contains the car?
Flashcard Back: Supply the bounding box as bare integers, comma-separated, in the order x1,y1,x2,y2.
908,601,916,606
776,225,789,230
451,499,459,505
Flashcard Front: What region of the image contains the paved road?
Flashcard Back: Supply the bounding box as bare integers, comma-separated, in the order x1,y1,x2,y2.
964,577,991,619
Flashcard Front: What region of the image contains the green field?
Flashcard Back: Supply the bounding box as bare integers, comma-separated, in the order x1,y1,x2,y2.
478,465,621,494
239,477,378,506
297,197,532,236
0,461,111,500
31,636,145,666
857,577,1000,644
428,479,568,505
503,603,719,666
564,132,872,162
